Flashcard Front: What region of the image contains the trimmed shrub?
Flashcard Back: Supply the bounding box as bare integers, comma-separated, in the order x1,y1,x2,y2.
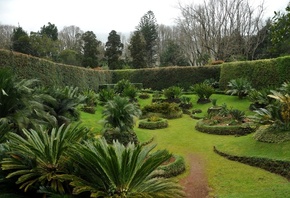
156,155,186,178
214,146,290,180
253,125,290,143
112,66,221,91
195,120,256,136
138,117,168,129
142,102,183,119
0,49,112,91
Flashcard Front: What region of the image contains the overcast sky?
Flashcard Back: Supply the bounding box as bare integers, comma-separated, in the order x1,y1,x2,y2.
0,0,289,41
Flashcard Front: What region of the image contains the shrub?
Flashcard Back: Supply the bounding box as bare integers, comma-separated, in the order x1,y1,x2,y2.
163,86,183,100
226,78,252,99
138,117,168,130
157,155,186,178
248,88,274,110
138,93,150,99
98,88,115,104
142,102,183,119
191,83,214,103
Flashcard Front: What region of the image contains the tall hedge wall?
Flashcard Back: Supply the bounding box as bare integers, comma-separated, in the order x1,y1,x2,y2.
219,56,290,90
0,49,112,91
2,49,290,92
112,66,221,90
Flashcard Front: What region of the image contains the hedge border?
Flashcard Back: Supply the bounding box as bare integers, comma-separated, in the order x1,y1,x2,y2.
138,118,168,130
156,155,186,178
195,120,256,136
214,146,290,180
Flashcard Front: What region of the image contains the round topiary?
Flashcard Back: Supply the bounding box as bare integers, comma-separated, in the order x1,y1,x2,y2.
138,117,168,130
253,125,290,143
195,120,256,136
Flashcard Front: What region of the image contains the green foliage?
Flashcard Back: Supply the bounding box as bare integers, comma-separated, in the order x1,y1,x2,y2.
128,31,147,68
226,78,252,99
102,96,142,133
270,5,290,56
229,109,245,122
11,26,31,54
160,39,188,66
0,49,111,91
163,86,183,100
98,88,115,104
113,66,220,91
248,88,274,109
41,86,85,126
214,147,290,180
81,31,101,67
1,124,89,194
138,117,168,129
253,125,290,143
157,155,186,178
64,138,184,197
219,59,279,90
105,30,124,70
142,102,183,119
0,68,54,134
138,10,159,67
191,83,214,102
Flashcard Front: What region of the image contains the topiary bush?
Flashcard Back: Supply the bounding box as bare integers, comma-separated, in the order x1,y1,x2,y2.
156,155,186,178
138,116,168,130
142,102,183,119
253,125,290,143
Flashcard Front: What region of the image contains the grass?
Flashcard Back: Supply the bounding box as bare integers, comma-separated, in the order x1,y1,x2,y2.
80,94,290,197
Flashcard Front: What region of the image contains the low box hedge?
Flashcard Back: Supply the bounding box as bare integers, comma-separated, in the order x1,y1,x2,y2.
214,146,290,180
195,120,256,136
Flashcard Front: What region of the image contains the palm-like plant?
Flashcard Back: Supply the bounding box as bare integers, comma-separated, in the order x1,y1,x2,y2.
0,69,54,134
226,78,252,99
102,96,141,133
41,86,86,126
1,124,89,194
64,138,185,198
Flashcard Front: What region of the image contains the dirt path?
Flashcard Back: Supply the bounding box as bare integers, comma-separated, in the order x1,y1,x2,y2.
179,154,210,198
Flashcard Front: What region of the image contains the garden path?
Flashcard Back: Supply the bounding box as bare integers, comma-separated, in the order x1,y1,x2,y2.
180,154,210,198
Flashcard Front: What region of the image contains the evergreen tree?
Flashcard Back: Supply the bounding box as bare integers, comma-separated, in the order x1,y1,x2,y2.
160,39,188,66
271,4,290,57
81,31,101,67
11,26,31,54
105,30,124,70
40,22,58,41
138,10,159,67
129,31,146,69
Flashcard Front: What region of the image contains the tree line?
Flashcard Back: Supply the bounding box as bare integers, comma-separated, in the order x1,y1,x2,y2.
0,0,290,68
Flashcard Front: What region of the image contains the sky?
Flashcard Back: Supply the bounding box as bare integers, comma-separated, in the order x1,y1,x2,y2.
0,0,289,42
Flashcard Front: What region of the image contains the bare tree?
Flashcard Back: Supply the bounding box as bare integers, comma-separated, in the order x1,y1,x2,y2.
177,0,266,65
0,24,15,50
58,25,84,51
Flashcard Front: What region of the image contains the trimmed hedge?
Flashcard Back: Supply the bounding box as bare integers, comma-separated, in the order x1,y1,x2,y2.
113,66,221,91
214,146,290,180
0,49,112,91
253,125,290,143
156,155,186,178
219,56,290,90
195,120,256,136
138,118,168,129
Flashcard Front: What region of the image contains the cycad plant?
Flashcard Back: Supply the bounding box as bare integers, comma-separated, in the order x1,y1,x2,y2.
102,96,141,145
226,78,252,99
0,68,54,135
63,138,185,198
1,124,89,195
41,86,86,126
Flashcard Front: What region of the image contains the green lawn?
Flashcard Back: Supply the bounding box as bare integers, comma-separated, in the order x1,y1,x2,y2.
80,94,290,197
